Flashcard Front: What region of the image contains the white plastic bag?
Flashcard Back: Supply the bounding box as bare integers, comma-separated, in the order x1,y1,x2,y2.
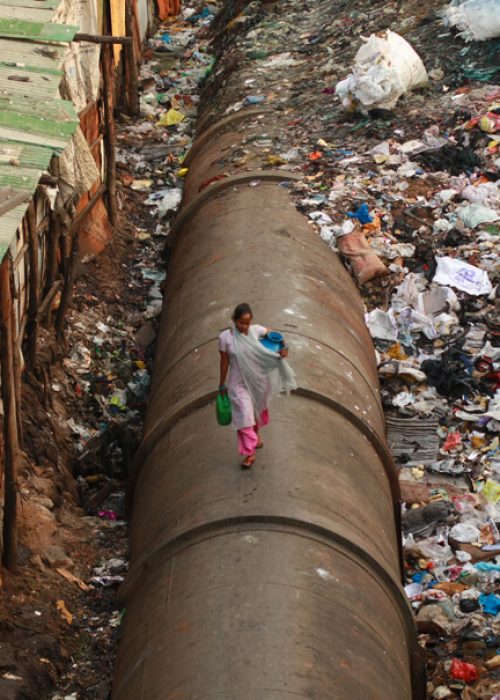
364,308,398,340
433,256,493,296
441,0,500,42
449,523,481,543
335,30,428,111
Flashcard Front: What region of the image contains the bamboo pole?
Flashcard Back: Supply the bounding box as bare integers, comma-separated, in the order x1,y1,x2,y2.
45,156,62,328
101,42,117,227
9,265,23,450
45,212,61,327
55,225,78,341
38,279,62,322
0,257,19,572
73,33,132,44
125,0,140,117
26,202,39,369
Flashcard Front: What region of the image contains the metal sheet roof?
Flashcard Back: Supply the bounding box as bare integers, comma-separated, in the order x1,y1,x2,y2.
0,96,77,147
0,39,65,73
0,0,60,8
0,7,79,263
0,17,77,41
0,6,55,21
0,141,56,169
0,66,63,100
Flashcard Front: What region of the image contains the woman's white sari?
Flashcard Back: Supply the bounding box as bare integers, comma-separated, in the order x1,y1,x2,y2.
232,324,297,416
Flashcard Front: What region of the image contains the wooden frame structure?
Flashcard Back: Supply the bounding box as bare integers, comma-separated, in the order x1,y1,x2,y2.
0,0,147,572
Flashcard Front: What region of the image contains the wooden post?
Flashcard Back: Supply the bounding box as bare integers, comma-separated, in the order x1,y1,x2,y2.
0,257,19,572
26,202,39,369
9,266,23,450
101,42,117,227
73,33,132,44
46,157,61,304
55,225,78,341
125,0,140,117
45,212,61,327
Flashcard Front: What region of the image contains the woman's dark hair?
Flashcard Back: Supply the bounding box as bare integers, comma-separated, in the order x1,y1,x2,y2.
232,303,252,321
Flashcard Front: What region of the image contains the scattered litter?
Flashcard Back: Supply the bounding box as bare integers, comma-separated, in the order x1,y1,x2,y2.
56,568,90,592
56,600,74,626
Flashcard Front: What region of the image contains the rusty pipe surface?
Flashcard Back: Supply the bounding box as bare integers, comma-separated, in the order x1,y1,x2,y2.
113,159,425,697
113,4,424,696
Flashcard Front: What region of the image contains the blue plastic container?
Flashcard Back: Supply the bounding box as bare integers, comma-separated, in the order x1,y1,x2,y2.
260,331,284,353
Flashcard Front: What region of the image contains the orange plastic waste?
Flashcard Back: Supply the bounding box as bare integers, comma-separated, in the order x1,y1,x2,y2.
157,0,181,19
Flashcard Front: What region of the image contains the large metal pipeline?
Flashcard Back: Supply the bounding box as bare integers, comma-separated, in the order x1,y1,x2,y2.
113,17,425,700
113,128,425,699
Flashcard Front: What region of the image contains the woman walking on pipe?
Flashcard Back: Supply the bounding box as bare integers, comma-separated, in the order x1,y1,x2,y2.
219,303,297,469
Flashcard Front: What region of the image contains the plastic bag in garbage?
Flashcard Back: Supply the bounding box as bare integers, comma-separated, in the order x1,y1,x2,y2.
335,30,428,111
433,256,493,296
146,188,183,217
441,0,500,42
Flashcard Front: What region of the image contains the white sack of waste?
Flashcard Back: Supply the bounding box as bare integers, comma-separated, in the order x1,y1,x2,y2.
441,0,500,41
434,256,493,296
146,188,183,217
364,308,398,341
457,203,500,228
335,30,428,111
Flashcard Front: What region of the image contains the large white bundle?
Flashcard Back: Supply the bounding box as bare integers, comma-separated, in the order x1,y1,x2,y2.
335,30,428,111
441,0,500,41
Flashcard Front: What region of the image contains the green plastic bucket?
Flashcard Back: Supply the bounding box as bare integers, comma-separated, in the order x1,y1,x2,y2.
216,392,232,426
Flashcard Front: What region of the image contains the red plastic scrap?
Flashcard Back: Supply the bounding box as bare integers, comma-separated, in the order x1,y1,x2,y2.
198,174,228,193
442,431,462,452
450,658,479,683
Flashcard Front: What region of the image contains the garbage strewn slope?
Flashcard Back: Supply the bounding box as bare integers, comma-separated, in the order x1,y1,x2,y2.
100,0,497,695
184,0,498,696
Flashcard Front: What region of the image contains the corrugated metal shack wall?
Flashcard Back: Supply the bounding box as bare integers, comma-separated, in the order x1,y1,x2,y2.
0,0,145,570
113,9,426,700
0,0,148,348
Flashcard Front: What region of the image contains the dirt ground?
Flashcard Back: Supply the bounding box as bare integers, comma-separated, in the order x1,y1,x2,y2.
0,175,162,699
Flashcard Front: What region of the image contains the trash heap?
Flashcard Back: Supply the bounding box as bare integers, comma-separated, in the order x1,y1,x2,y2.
192,0,499,694
58,4,218,488
116,4,217,234
47,8,218,698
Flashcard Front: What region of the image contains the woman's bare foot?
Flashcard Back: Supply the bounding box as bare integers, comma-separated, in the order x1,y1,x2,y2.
256,441,264,449
241,455,256,469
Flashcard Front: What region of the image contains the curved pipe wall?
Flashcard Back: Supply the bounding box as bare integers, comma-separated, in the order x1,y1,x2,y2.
113,115,425,699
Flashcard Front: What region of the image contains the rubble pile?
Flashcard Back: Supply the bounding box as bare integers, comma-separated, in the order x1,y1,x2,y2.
115,4,217,228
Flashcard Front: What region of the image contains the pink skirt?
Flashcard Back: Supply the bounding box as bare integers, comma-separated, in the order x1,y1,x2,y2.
237,410,270,456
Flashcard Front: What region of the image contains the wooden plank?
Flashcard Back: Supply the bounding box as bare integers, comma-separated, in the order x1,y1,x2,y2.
0,256,19,571
0,18,78,42
0,188,30,216
73,32,132,45
101,44,116,226
26,201,38,368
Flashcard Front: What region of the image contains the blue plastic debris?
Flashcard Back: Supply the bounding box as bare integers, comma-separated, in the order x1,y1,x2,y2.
244,95,267,106
479,593,500,616
347,203,374,225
